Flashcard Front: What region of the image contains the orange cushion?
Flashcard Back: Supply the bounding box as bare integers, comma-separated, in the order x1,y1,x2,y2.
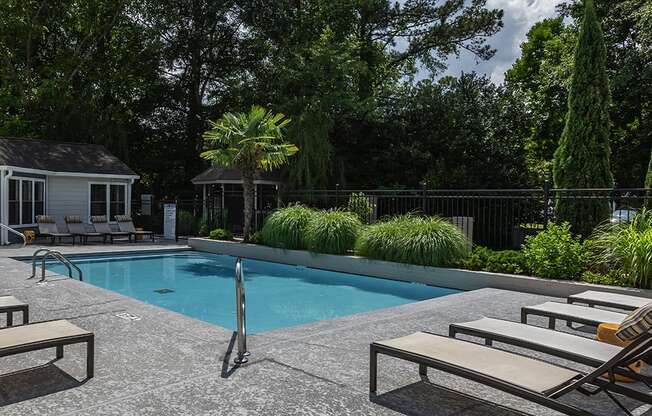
597,322,643,382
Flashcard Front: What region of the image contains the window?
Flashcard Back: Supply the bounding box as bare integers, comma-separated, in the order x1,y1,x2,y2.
21,181,33,225
110,184,126,220
8,178,46,226
8,180,19,225
90,183,127,220
90,184,108,217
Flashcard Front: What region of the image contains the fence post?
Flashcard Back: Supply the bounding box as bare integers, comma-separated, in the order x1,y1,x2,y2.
543,180,551,226
335,183,340,207
421,180,427,215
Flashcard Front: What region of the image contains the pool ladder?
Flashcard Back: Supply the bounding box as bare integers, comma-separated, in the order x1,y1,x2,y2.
234,257,249,364
29,248,83,282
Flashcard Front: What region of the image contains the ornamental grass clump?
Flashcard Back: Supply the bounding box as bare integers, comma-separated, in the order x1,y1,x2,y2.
355,215,470,267
589,209,652,288
261,204,314,250
304,210,361,255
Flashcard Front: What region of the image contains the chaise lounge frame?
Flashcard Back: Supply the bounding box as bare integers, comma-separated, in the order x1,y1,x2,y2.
0,320,94,379
370,331,652,416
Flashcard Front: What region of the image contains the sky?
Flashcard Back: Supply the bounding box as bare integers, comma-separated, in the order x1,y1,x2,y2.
439,0,565,84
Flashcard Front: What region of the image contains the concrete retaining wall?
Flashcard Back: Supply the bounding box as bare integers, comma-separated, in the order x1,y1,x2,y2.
189,238,652,299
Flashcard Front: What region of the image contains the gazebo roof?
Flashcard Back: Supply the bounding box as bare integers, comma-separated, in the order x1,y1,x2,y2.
191,167,282,185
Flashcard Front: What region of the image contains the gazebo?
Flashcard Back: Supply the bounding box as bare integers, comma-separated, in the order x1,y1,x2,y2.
191,167,282,233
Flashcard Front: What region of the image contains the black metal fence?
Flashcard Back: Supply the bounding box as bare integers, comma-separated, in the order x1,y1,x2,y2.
131,187,277,237
130,184,651,248
281,185,652,249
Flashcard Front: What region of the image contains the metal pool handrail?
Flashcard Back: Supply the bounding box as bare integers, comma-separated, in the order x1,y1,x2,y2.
0,223,26,247
29,249,83,282
234,257,249,364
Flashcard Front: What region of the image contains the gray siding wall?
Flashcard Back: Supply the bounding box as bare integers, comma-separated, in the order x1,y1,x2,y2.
47,176,131,231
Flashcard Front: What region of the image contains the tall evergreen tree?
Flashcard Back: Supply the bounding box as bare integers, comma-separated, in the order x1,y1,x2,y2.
553,0,613,235
645,148,652,209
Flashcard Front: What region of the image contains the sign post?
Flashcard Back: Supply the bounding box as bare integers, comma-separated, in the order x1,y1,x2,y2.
163,203,177,240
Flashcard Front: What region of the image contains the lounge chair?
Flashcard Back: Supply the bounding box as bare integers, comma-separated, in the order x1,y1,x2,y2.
36,215,75,245
0,296,28,327
521,302,628,330
115,215,154,242
370,330,652,416
0,319,94,379
569,290,651,311
449,317,648,378
65,216,105,245
90,216,131,243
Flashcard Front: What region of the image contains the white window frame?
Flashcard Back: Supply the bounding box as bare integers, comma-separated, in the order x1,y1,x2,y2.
88,182,128,222
8,177,46,227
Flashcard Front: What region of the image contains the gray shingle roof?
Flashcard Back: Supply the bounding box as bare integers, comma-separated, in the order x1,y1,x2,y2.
0,137,137,176
191,167,281,184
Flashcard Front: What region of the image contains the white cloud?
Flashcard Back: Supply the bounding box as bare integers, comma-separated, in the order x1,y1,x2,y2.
438,0,564,84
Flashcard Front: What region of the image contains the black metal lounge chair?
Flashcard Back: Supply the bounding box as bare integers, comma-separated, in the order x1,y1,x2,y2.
36,215,75,245
370,331,652,416
522,302,628,330
90,216,131,243
0,319,94,379
115,215,154,242
449,317,651,385
569,290,651,311
0,296,28,327
65,216,105,245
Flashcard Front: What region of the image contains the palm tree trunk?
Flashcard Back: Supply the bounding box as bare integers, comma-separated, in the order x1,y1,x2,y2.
241,171,255,241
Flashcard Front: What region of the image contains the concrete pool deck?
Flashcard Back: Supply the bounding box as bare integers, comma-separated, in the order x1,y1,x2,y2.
0,246,650,415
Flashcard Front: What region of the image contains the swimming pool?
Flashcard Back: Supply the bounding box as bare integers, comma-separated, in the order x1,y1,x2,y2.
41,251,459,333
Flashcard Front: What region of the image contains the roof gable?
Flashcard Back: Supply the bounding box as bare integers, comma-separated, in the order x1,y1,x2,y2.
191,167,281,184
0,137,137,176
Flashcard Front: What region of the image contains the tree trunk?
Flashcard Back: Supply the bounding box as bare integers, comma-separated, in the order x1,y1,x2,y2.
241,170,255,241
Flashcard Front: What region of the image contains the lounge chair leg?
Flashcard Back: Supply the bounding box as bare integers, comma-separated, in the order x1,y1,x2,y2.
87,337,95,379
370,346,378,394
56,345,64,359
448,327,456,338
7,311,13,327
485,338,493,346
548,317,556,330
520,309,528,324
419,364,427,377
23,306,28,324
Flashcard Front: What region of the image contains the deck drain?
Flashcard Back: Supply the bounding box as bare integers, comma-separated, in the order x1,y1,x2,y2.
154,288,174,294
115,312,141,321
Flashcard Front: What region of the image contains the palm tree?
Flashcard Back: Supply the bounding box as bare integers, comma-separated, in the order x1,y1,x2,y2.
201,106,298,241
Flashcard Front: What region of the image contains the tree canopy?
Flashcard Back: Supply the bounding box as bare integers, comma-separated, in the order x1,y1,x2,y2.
0,0,650,195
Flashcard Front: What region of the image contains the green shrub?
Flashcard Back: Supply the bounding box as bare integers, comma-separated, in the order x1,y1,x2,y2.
355,215,470,267
198,216,219,237
461,247,527,275
261,204,314,249
522,222,586,280
249,231,263,245
347,192,374,222
209,228,233,241
304,210,361,255
177,210,199,236
588,209,652,288
580,270,628,287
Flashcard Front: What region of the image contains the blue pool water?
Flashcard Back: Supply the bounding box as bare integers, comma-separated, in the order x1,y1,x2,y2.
41,251,459,333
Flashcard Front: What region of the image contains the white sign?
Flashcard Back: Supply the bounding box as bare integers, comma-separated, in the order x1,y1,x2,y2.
163,203,177,240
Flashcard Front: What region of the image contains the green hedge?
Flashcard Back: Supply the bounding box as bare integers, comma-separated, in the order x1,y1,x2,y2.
356,215,469,267
461,247,527,275
209,228,233,241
